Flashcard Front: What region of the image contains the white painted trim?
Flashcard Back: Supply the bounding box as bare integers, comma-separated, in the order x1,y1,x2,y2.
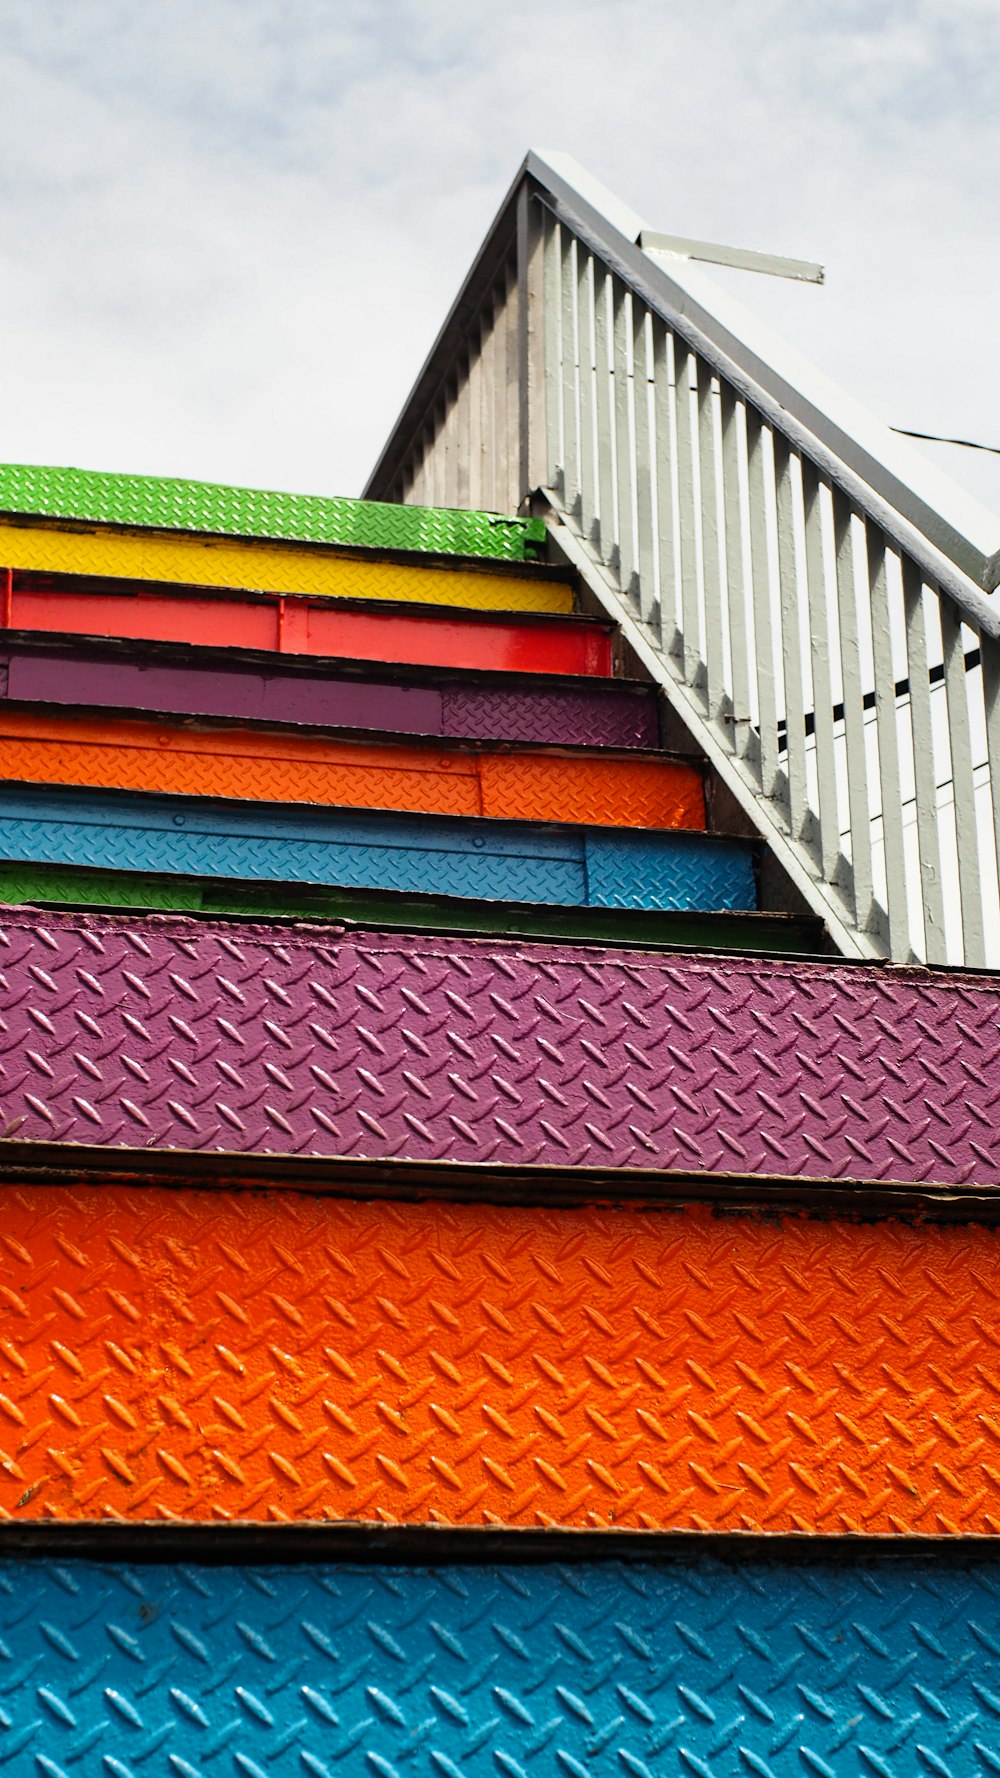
542,498,879,961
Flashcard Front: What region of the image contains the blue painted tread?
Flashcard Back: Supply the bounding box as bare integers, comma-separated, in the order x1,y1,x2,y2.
1,1556,998,1776
0,784,757,912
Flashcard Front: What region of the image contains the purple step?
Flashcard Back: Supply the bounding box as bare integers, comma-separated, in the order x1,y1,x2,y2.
0,905,995,1187
0,639,660,749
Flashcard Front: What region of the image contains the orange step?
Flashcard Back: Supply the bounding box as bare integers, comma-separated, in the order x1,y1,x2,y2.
0,710,705,830
2,1184,998,1534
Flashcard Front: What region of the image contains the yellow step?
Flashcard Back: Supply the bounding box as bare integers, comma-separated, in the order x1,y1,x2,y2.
0,518,573,614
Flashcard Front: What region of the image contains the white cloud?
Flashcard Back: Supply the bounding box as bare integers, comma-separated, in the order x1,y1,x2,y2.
0,0,996,519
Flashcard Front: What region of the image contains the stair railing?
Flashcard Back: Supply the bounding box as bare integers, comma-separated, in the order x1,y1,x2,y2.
366,152,1000,966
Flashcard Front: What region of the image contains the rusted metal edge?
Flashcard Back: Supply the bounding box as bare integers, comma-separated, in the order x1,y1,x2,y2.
1,1520,998,1566
1,1142,998,1222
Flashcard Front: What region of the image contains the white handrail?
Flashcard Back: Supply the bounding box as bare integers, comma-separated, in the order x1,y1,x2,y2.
366,153,1000,967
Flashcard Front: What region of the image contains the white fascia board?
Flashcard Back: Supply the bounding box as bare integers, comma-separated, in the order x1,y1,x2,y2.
532,149,646,247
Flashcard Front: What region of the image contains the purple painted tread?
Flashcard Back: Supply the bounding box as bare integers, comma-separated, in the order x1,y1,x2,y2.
0,643,659,749
0,906,996,1186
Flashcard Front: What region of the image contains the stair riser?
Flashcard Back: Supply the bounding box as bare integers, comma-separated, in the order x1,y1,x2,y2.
2,1184,996,1533
0,714,704,831
0,519,572,610
2,1556,997,1776
0,464,546,557
0,641,661,747
6,579,611,675
0,908,991,1185
0,786,751,911
0,862,818,954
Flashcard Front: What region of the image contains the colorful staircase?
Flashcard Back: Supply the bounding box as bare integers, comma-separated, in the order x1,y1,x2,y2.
0,459,998,1778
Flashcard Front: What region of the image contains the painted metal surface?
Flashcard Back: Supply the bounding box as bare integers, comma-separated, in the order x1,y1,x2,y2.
0,862,820,955
0,461,548,557
3,1554,1000,1777
3,1184,999,1531
0,785,749,909
0,640,660,748
0,712,704,831
5,577,610,676
0,520,573,612
0,906,994,1184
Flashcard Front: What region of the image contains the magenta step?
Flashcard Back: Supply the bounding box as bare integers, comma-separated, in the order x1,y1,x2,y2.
0,906,993,1187
0,637,660,749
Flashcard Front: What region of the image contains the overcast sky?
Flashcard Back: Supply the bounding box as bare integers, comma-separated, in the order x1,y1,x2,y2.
0,0,997,517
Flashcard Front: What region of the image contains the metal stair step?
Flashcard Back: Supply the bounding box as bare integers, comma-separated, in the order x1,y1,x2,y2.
0,709,705,831
0,460,548,559
0,513,572,611
0,634,662,747
0,782,754,912
0,860,821,955
0,903,993,1186
0,1182,995,1534
4,567,610,676
0,1553,997,1776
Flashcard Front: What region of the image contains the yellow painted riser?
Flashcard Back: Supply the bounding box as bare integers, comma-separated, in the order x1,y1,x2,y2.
0,520,573,614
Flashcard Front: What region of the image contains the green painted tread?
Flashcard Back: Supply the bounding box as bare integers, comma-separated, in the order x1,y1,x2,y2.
0,464,546,561
0,861,827,956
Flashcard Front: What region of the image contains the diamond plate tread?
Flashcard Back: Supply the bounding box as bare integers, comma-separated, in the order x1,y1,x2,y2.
8,576,611,676
439,687,657,749
2,642,661,749
4,1555,1000,1778
0,712,706,832
0,906,995,1184
3,1184,1000,1531
0,785,752,911
0,463,547,557
0,520,571,612
0,863,822,956
477,754,704,830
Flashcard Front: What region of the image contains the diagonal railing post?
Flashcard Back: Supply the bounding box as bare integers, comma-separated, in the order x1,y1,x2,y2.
368,158,1000,967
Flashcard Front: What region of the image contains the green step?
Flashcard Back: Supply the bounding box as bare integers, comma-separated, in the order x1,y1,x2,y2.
0,861,828,956
0,463,546,562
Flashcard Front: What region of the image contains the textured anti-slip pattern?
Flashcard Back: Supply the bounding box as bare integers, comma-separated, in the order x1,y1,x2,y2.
0,713,705,831
0,907,996,1184
0,785,751,911
0,521,571,612
3,1185,1000,1532
9,579,611,677
4,1556,1000,1778
0,462,547,557
2,643,661,748
0,863,819,956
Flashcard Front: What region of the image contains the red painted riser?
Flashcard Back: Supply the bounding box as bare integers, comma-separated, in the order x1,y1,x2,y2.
3,578,613,677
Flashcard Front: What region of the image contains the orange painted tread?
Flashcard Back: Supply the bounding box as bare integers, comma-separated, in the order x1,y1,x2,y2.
0,710,706,830
2,1185,999,1533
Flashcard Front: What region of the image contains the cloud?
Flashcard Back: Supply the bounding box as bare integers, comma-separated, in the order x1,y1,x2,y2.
0,0,996,516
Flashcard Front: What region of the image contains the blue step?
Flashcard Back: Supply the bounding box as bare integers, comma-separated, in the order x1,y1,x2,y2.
0,783,757,912
0,1556,995,1776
